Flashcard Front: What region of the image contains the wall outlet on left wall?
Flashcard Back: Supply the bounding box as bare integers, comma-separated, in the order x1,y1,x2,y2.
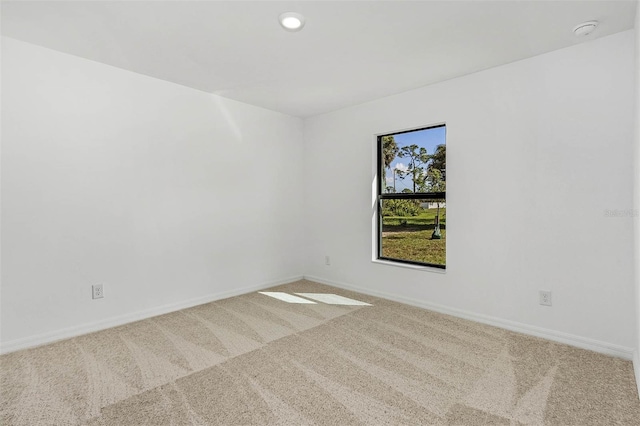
539,290,552,306
92,284,104,299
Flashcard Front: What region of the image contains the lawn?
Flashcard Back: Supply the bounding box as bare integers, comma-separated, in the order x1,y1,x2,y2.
381,208,446,266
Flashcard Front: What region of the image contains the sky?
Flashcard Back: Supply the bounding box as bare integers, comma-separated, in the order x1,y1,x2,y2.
386,125,446,192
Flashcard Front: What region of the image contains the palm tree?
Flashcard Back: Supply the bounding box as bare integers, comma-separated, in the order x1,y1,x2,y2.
381,136,398,192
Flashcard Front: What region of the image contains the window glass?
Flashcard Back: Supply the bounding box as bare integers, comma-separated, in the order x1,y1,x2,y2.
377,125,446,268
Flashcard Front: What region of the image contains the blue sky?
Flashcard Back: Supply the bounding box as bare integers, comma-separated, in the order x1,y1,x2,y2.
386,125,446,192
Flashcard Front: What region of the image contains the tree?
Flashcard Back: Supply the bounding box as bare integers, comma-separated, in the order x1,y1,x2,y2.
430,144,446,181
382,136,399,168
397,144,430,192
426,164,446,240
381,136,398,192
426,168,445,192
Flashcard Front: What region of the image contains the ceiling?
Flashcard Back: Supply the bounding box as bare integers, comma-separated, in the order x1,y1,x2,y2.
1,1,637,118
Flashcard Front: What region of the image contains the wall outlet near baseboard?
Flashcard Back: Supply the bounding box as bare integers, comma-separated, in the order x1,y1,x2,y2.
92,284,104,299
539,290,552,306
325,256,330,266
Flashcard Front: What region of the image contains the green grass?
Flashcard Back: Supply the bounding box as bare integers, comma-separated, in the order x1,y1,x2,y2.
381,208,446,266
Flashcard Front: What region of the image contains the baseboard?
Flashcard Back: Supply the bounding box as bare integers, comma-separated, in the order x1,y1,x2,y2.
304,275,636,361
0,275,304,355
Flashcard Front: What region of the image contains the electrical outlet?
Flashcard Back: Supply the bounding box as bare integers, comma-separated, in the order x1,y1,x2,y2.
92,284,104,299
325,256,331,266
539,290,552,306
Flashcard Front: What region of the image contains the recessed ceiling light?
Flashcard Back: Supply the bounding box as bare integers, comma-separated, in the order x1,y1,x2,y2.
279,12,305,32
573,20,598,37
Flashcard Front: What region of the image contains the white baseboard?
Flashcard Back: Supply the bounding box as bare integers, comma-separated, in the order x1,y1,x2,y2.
0,275,304,355
304,275,636,361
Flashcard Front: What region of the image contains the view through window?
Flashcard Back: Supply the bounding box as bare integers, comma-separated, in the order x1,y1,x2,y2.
377,125,446,268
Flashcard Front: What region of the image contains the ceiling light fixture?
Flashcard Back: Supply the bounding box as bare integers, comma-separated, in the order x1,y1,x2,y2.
573,20,598,37
279,12,305,32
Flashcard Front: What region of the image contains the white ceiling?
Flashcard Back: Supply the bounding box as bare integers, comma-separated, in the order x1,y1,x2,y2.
1,1,637,117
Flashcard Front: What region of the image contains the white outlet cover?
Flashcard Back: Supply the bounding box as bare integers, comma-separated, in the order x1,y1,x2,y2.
539,290,552,306
92,284,104,299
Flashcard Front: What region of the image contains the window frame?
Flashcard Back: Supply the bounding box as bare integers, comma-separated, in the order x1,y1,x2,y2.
376,124,446,269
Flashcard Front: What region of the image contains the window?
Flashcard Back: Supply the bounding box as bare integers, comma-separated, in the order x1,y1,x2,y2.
376,125,446,269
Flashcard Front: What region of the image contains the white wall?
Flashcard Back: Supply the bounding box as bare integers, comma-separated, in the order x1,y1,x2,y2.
0,37,304,351
1,28,637,362
304,30,637,354
633,2,640,396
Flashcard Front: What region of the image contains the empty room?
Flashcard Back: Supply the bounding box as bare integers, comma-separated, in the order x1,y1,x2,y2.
1,1,640,425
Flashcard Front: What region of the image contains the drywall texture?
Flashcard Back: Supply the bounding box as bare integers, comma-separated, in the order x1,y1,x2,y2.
633,6,640,392
304,30,637,349
1,37,304,347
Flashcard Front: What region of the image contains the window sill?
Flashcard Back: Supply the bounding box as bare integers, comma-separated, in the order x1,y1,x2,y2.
371,259,447,274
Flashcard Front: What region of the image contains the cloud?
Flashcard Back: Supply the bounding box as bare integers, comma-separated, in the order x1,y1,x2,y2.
394,163,408,172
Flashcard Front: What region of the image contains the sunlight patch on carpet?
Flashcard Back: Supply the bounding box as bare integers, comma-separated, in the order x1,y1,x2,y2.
258,292,317,304
294,293,372,306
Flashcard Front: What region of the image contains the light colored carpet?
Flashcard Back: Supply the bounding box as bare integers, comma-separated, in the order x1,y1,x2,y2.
1,279,638,425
